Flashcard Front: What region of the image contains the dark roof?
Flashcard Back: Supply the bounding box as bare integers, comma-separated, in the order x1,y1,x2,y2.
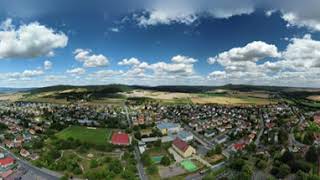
173,137,189,152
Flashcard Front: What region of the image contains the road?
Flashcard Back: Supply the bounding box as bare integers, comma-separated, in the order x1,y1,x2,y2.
0,146,61,180
255,113,265,146
124,104,148,180
183,124,213,149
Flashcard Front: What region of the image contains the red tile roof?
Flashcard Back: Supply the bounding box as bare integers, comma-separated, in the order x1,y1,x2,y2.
173,138,189,152
0,157,14,166
233,143,246,151
111,132,129,145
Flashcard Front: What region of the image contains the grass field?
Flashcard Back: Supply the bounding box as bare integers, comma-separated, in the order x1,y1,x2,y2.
180,160,198,172
56,126,111,145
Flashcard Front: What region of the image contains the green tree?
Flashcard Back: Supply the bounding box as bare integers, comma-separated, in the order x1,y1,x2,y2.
147,165,158,175
141,152,152,166
305,146,318,163
160,156,171,166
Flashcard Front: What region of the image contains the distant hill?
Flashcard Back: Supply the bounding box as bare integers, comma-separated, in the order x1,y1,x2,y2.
0,87,32,94
27,84,320,94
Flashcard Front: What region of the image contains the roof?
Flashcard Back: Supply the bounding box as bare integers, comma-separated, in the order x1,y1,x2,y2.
111,132,129,145
233,143,246,151
157,122,179,130
178,131,193,139
0,157,14,166
173,138,189,152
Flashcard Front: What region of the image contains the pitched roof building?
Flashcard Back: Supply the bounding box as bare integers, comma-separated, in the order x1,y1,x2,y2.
172,138,196,158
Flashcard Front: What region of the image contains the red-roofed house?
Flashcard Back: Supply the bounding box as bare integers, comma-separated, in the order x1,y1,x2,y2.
172,138,196,158
233,143,246,151
1,169,13,178
111,132,131,146
0,157,15,168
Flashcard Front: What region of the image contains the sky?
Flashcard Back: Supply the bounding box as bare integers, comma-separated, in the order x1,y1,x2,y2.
0,0,320,88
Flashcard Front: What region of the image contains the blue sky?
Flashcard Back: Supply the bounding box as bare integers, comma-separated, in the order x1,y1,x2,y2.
0,0,320,87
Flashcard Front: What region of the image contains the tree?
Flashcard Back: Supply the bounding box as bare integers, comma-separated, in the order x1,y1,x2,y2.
246,143,256,152
305,146,318,163
160,156,171,166
147,165,158,175
141,152,152,166
109,160,123,174
90,159,98,168
256,159,267,170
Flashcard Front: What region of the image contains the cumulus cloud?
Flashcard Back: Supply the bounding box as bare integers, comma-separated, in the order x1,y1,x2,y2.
207,34,320,87
118,57,141,66
135,0,254,26
66,67,86,75
74,49,109,68
210,41,280,64
44,60,53,70
89,70,124,78
5,69,44,79
0,18,68,59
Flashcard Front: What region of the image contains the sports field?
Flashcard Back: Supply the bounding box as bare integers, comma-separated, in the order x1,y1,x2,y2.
56,126,111,145
180,160,198,172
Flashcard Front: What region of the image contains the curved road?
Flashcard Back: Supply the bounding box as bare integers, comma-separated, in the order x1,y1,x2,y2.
0,146,61,180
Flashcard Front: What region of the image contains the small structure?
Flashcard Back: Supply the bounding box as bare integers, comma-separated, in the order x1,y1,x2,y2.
215,135,228,144
172,138,196,158
111,132,131,146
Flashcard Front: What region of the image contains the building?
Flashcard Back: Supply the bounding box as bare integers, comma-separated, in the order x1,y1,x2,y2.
0,157,15,168
215,135,228,144
233,143,246,151
111,132,131,146
172,138,196,158
157,122,180,135
20,149,30,157
177,131,193,142
314,113,320,126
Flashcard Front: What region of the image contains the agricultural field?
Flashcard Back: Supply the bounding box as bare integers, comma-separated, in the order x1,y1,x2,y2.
307,95,320,102
56,126,111,145
121,90,196,100
191,95,276,105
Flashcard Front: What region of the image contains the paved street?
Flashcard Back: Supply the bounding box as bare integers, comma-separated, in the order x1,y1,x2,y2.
0,146,61,180
124,105,148,180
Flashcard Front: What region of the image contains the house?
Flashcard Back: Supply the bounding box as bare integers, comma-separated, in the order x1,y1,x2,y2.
157,122,180,135
314,113,320,126
215,135,228,144
0,157,15,168
20,149,30,157
172,138,196,158
4,140,14,149
1,169,13,178
177,131,193,142
111,132,131,146
233,143,246,151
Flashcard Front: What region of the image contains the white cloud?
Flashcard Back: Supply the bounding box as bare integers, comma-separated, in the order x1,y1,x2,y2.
171,55,197,64
89,70,124,78
74,49,109,68
118,57,141,66
44,60,53,70
0,18,68,59
207,57,216,64
135,0,254,26
66,67,86,75
207,34,320,87
109,27,120,32
211,41,279,66
6,69,44,79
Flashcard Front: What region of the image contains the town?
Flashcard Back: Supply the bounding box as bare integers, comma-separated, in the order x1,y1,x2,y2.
0,98,318,180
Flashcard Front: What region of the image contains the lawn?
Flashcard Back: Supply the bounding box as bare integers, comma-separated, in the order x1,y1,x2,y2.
56,126,111,145
181,160,198,172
